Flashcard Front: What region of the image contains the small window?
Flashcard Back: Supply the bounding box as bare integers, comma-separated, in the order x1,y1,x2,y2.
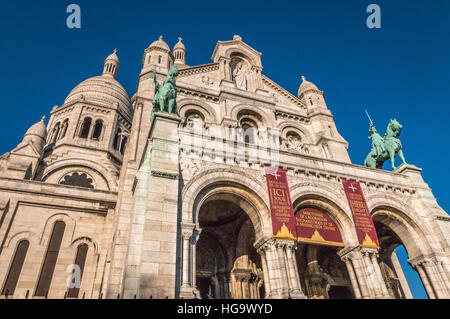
158,56,162,64
1,240,29,296
113,128,122,150
79,117,92,139
242,124,255,144
309,98,313,106
35,221,66,297
60,119,69,139
51,123,61,143
120,136,128,154
92,120,103,140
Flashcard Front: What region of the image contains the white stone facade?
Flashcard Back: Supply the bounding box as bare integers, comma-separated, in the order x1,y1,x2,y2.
0,35,449,299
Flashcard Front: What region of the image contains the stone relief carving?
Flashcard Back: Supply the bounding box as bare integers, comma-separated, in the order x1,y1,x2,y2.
180,160,202,179
286,134,302,152
201,75,214,85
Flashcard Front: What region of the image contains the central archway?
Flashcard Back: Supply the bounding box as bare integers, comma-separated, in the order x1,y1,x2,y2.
196,198,264,299
291,193,359,299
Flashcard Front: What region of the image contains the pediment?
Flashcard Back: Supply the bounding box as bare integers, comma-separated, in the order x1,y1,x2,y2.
11,142,40,157
211,36,262,68
262,75,307,112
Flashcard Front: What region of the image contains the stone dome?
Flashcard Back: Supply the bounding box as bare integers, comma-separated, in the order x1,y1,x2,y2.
173,37,186,51
22,116,47,151
149,36,170,51
24,116,47,140
298,76,319,97
64,75,133,119
105,49,119,63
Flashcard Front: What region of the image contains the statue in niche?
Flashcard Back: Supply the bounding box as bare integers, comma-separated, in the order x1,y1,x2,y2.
185,113,203,132
285,133,302,152
233,62,247,90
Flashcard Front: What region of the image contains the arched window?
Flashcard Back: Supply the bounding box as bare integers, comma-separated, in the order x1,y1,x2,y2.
67,244,89,298
1,240,29,296
60,119,69,139
120,136,128,154
113,128,121,150
51,123,61,144
92,120,103,140
35,221,66,297
242,124,255,144
79,117,92,139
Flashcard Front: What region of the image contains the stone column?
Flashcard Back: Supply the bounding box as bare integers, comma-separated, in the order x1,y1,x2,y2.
179,223,197,298
190,229,201,298
274,240,292,298
412,262,436,299
255,238,281,298
258,249,272,298
345,250,372,298
422,259,449,299
284,241,306,299
359,249,381,298
341,256,362,299
369,251,391,298
390,251,413,299
433,257,450,291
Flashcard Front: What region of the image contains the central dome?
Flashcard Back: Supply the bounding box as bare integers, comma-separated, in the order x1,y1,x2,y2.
64,74,133,119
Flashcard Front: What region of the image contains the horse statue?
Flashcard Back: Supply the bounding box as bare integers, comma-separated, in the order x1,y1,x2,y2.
152,65,179,114
364,112,407,171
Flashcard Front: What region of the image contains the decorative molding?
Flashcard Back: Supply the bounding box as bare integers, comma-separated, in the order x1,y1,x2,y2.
178,63,219,77
262,75,306,109
151,170,178,180
275,110,310,123
177,88,219,102
436,216,450,222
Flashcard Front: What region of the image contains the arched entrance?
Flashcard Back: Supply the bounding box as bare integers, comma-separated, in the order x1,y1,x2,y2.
293,204,355,299
196,198,264,299
296,244,354,299
374,220,416,298
371,207,440,298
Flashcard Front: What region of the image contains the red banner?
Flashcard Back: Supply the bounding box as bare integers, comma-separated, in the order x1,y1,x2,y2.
265,167,296,240
295,208,344,247
342,179,379,248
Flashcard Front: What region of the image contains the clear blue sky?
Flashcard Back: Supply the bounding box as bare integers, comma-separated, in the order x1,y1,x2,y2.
1,0,449,299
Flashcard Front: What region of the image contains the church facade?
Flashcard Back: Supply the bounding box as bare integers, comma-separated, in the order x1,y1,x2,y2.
0,35,449,299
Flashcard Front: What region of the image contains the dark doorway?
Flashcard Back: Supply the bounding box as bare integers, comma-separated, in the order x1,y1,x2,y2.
328,286,353,299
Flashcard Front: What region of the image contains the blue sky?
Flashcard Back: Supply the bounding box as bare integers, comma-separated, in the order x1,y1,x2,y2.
1,0,449,299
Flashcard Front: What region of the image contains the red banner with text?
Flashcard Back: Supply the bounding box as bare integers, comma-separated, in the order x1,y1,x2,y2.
265,167,296,240
342,179,379,248
295,207,344,247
